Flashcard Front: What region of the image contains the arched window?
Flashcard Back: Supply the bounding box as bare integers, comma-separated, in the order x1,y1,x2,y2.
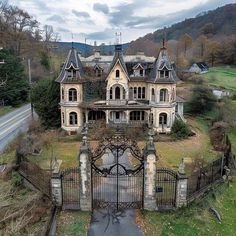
68,88,77,102
115,86,120,99
129,87,133,100
62,112,65,124
160,89,168,102
142,87,146,99
110,87,113,99
151,88,155,102
159,113,167,126
69,112,78,125
116,69,120,78
138,87,142,99
61,88,64,100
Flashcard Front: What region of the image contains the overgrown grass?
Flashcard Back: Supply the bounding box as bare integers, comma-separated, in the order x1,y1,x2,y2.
0,106,15,117
203,66,236,91
56,211,91,236
156,117,218,169
140,182,236,236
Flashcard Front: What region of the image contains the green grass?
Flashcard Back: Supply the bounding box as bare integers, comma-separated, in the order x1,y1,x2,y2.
203,66,236,91
141,182,236,236
156,117,218,169
56,211,91,236
229,128,236,155
0,106,15,117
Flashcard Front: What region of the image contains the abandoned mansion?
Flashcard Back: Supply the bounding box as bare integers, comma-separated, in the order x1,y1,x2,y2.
56,43,185,134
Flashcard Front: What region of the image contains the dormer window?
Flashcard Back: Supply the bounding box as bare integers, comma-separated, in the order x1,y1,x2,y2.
67,69,75,79
140,69,144,76
116,69,120,78
160,70,169,78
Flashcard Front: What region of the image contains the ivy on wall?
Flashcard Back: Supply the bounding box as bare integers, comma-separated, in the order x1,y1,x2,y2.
83,80,106,101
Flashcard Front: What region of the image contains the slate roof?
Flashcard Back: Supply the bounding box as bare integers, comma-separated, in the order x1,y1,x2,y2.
148,46,177,83
196,62,209,70
56,47,84,83
106,44,129,77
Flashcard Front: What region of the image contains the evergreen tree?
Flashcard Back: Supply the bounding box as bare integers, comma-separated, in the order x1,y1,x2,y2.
31,79,60,128
188,86,217,114
0,49,29,106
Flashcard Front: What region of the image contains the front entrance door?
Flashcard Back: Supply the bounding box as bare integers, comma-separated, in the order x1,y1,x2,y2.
115,112,120,123
91,135,144,210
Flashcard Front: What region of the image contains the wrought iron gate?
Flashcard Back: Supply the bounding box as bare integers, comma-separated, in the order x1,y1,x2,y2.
156,168,177,210
61,167,80,210
91,135,144,210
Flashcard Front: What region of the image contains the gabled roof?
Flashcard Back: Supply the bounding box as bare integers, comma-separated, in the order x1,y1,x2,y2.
132,63,144,70
106,44,129,79
196,62,209,70
56,47,84,83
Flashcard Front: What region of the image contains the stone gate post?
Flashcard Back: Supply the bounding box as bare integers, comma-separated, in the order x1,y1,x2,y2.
144,132,158,210
79,136,92,211
51,161,62,207
176,160,188,208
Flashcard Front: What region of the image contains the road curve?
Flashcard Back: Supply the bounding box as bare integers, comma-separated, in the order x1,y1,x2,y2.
0,104,33,154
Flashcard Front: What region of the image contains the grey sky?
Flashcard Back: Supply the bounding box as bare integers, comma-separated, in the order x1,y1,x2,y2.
8,0,236,44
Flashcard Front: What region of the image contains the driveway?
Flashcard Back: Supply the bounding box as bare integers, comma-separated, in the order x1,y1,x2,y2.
88,149,144,236
87,209,143,236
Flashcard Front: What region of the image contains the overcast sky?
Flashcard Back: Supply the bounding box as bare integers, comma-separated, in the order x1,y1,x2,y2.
8,0,236,44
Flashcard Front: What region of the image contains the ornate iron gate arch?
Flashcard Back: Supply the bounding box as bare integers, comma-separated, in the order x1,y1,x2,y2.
91,135,144,210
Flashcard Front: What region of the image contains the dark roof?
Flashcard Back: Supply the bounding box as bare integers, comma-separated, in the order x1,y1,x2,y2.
196,62,209,70
56,47,84,83
106,44,128,77
148,47,177,83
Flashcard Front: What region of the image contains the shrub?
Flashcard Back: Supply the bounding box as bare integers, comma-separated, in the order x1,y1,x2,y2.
188,86,217,114
171,119,192,140
11,171,23,189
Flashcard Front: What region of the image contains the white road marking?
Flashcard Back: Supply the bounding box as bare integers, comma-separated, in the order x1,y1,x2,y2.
0,108,31,128
0,114,31,140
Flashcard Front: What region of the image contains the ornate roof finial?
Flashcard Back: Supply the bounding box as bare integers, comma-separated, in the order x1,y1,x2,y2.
71,33,74,48
162,27,167,49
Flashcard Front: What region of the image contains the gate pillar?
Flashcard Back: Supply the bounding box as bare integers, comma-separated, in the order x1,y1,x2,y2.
51,164,62,207
176,160,188,208
144,133,157,210
79,136,92,211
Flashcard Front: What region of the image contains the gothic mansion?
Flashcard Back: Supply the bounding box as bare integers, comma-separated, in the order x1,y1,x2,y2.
56,44,184,134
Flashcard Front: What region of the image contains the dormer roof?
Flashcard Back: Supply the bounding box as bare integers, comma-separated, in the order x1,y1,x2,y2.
56,47,84,83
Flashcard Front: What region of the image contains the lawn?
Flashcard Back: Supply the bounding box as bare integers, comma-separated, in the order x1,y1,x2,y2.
155,116,219,170
139,182,236,236
203,66,236,91
0,106,15,117
56,211,91,236
1,116,219,171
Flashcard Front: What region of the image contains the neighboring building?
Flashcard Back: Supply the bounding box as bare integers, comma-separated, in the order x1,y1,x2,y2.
56,43,184,134
212,89,230,99
189,62,209,74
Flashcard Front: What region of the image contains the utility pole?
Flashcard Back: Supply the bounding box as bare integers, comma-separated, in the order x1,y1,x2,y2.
28,58,34,119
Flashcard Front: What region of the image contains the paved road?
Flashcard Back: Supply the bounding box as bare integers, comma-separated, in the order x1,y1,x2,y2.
0,104,33,153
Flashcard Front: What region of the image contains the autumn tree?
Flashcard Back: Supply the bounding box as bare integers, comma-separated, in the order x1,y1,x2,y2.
205,40,221,66
179,33,193,57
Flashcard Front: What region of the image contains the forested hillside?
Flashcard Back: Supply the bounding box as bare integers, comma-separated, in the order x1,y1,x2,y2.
127,4,236,68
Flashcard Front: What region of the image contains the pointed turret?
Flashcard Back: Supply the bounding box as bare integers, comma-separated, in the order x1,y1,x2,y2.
149,40,177,83
56,47,84,83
